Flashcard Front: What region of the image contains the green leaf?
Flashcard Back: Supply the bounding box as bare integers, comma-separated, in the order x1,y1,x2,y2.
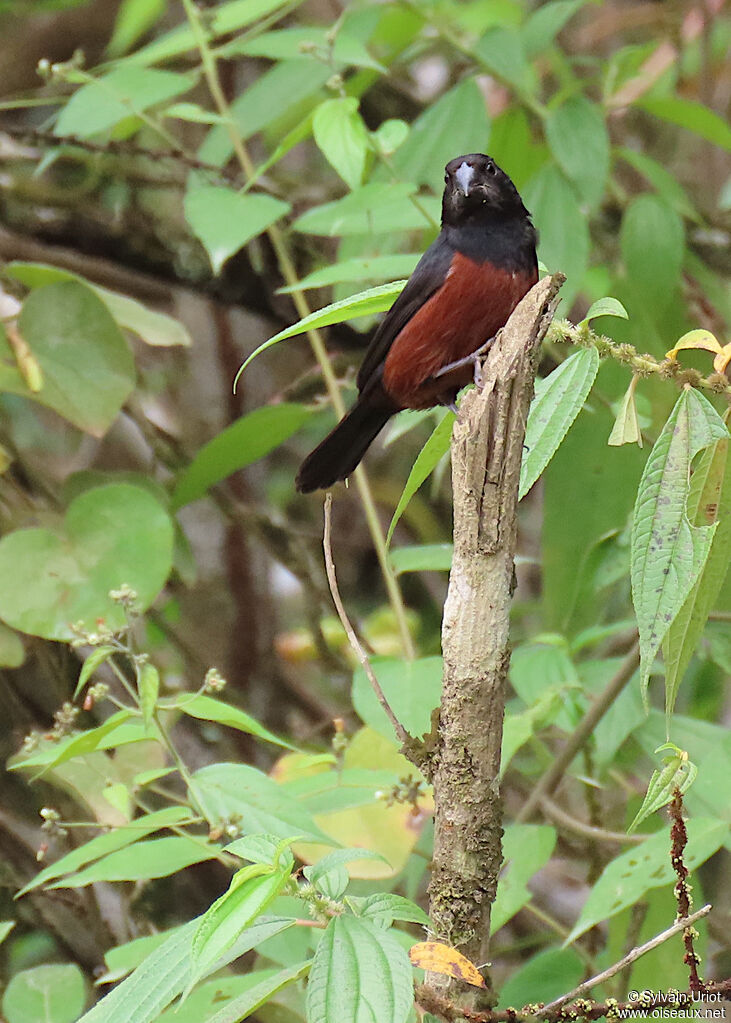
55,67,192,138
389,79,491,195
17,807,192,897
352,655,442,740
630,389,729,701
130,0,301,65
305,849,387,899
566,818,727,943
0,921,15,945
2,281,135,436
6,262,192,347
166,693,296,750
628,745,697,834
293,182,439,236
193,763,333,844
202,962,311,1023
313,97,370,190
2,963,86,1023
198,60,330,166
386,411,454,545
638,96,731,152
390,543,453,575
352,892,431,930
580,297,629,324
222,26,384,71
522,0,586,56
0,483,174,641
620,195,684,310
306,915,413,1023
76,917,296,1023
523,166,589,301
662,431,731,716
475,26,534,94
138,662,159,728
172,404,313,508
497,948,584,1009
279,254,420,293
234,282,406,379
616,148,699,221
48,835,218,887
162,102,223,124
546,96,610,208
519,348,600,499
73,645,117,698
491,824,557,933
0,623,24,668
372,119,410,157
190,868,291,988
185,187,290,274
608,375,642,448
107,0,167,57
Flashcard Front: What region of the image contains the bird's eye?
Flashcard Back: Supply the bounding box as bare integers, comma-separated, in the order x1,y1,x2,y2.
486,162,496,175
444,173,449,183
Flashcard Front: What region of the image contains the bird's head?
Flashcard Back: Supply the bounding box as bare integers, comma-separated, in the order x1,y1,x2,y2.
442,154,527,225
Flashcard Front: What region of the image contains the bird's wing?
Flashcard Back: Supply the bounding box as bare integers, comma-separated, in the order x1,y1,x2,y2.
356,233,454,394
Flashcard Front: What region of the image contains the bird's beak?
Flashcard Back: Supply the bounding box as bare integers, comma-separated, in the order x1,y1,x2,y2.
454,161,475,196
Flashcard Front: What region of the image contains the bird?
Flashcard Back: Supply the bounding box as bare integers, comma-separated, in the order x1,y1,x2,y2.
295,153,539,493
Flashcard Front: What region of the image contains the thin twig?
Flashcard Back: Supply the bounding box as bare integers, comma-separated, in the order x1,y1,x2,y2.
536,904,713,1017
669,789,704,992
539,795,645,845
517,641,640,822
322,494,410,746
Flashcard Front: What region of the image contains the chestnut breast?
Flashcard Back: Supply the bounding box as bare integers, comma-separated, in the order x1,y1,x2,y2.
382,252,537,410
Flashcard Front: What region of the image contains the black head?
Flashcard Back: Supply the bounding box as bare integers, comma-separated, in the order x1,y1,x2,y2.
442,154,529,226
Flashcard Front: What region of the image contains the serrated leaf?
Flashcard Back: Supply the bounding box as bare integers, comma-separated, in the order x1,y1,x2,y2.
628,748,697,833
386,412,454,545
307,916,413,1023
73,645,116,698
234,282,407,380
630,388,729,702
608,374,642,448
566,818,727,943
189,868,290,989
313,97,370,190
354,893,431,929
580,297,629,324
519,347,599,499
409,942,485,989
172,404,314,508
185,187,290,274
662,427,731,717
76,917,296,1023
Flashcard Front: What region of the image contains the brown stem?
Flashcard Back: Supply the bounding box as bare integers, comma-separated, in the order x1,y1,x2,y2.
669,788,704,992
428,275,564,1008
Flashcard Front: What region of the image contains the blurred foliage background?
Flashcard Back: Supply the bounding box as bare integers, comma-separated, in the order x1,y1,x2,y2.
0,0,729,1020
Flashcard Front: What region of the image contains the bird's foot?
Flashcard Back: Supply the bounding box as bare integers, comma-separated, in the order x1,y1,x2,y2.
432,336,496,389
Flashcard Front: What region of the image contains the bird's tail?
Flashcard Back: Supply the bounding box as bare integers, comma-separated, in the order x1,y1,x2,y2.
296,400,393,493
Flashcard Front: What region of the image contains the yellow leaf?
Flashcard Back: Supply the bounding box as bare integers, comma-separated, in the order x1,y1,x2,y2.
665,329,723,365
712,343,731,374
408,941,486,988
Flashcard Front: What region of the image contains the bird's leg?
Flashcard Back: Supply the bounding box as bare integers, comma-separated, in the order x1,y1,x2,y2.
432,336,497,385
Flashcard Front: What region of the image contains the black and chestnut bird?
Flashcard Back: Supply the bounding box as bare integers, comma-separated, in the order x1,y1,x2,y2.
295,153,538,493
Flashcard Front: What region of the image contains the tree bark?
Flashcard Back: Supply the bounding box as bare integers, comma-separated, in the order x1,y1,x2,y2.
427,274,564,1006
